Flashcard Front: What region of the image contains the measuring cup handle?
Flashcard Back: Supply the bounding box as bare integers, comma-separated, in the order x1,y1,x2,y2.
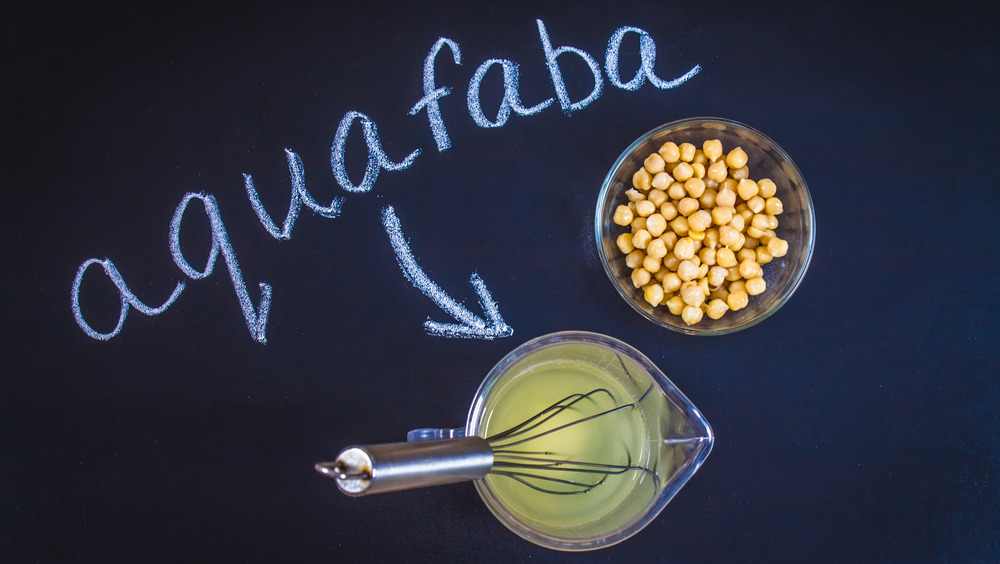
406,427,466,441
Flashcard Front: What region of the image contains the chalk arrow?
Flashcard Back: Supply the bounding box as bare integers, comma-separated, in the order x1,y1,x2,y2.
381,205,513,339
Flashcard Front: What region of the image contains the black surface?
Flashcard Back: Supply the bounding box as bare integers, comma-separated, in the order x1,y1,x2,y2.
3,1,999,562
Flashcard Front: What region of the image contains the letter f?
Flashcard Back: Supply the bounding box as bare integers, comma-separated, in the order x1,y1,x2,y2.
410,37,462,152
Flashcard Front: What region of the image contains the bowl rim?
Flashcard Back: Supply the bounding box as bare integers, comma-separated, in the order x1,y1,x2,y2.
595,116,816,335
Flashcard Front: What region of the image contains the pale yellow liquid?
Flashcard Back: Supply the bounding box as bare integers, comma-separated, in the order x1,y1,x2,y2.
477,358,670,540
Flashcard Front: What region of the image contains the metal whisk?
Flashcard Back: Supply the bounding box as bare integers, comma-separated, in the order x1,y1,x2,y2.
315,385,659,497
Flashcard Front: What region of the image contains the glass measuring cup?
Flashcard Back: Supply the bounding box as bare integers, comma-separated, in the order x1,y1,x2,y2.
319,331,714,551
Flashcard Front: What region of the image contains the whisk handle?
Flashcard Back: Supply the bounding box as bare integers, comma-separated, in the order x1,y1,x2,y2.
315,437,493,497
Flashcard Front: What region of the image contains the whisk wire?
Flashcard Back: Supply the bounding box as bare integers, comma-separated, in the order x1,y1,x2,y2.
484,383,660,494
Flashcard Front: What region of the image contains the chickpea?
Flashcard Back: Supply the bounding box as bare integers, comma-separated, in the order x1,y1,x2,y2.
651,171,673,190
691,162,706,179
662,252,681,271
730,165,749,180
699,247,717,266
672,162,694,182
719,177,738,194
728,280,747,295
704,227,720,249
632,228,652,250
747,196,766,214
679,142,696,162
633,168,652,190
767,236,789,258
677,259,699,281
707,159,728,183
751,213,771,232
665,295,685,315
644,152,666,174
697,270,710,291
727,290,749,311
709,285,730,303
636,199,656,217
631,267,651,288
667,182,687,200
662,272,683,293
716,187,737,208
737,248,757,263
643,255,662,273
711,206,734,226
719,225,740,247
728,213,745,232
685,177,706,198
625,188,644,202
660,231,678,250
646,213,667,237
670,215,688,237
756,246,773,265
765,197,783,215
630,216,646,231
625,249,645,268
658,142,680,163
693,149,708,165
745,276,767,295
716,247,737,268
708,265,728,287
681,304,704,325
706,299,729,320
677,197,699,217
644,283,665,306
699,188,718,209
688,229,705,242
646,237,668,259
616,233,635,254
758,178,777,198
613,205,633,226
726,147,748,168
737,178,759,201
680,282,706,307
703,139,723,162
688,210,712,233
660,201,679,221
729,232,746,252
648,188,668,206
739,258,763,279
673,237,696,260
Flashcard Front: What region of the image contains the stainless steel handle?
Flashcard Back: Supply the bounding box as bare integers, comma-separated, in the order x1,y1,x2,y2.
315,437,493,497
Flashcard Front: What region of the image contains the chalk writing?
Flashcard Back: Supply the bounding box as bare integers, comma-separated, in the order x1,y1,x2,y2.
409,38,462,152
381,205,512,339
605,26,701,90
331,111,421,193
71,259,185,340
72,18,702,343
467,58,553,128
244,149,345,240
169,192,272,344
536,19,603,115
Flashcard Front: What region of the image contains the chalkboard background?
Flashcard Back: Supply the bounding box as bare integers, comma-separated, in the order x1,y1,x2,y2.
4,1,999,561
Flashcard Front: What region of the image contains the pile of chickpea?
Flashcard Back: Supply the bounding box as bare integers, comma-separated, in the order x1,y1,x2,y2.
612,139,789,325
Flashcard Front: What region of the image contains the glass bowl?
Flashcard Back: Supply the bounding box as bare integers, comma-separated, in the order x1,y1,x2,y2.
595,117,816,335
